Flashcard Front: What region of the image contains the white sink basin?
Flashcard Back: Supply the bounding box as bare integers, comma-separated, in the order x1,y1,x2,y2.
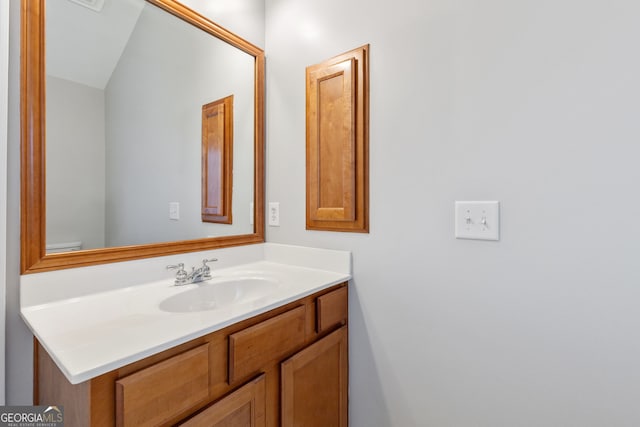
159,277,280,313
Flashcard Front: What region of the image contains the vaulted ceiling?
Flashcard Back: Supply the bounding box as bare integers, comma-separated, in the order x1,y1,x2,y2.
46,0,145,89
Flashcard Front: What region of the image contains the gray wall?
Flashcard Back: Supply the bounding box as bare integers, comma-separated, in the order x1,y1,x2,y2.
0,0,9,405
6,0,32,405
181,0,264,49
105,3,255,247
46,76,106,250
9,0,640,425
264,0,640,425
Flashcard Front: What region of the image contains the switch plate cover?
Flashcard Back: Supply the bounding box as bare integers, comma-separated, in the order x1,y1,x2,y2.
455,201,500,241
169,202,180,220
268,202,280,226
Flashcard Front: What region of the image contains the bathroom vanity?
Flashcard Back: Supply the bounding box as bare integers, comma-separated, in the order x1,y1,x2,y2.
36,284,347,426
22,244,351,427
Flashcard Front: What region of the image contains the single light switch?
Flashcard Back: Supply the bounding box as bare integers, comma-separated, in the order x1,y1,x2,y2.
455,201,500,240
169,202,180,220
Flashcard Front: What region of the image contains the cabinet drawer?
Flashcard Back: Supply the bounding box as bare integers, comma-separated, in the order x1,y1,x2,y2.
229,306,306,384
179,374,266,427
316,286,348,333
115,344,210,427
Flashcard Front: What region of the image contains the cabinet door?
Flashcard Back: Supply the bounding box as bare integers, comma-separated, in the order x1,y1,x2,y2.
229,305,306,384
316,286,348,333
179,374,266,427
281,326,348,427
115,344,210,427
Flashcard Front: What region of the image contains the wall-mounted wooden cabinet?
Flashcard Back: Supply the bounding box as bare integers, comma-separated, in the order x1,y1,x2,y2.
306,45,369,233
36,283,348,427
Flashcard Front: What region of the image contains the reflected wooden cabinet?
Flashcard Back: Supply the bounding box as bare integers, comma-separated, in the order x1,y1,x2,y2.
202,95,234,224
35,284,348,427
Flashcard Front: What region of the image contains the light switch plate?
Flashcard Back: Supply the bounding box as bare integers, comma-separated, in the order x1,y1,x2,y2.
455,201,500,241
268,202,280,226
169,202,180,220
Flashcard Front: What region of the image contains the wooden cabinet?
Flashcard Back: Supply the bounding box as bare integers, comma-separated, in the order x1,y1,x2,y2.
179,374,266,427
35,283,348,427
316,286,348,333
116,344,210,427
305,45,369,233
228,305,306,384
282,327,348,427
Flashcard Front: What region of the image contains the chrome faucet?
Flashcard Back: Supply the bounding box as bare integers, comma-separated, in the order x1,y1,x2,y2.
188,258,218,283
167,259,217,286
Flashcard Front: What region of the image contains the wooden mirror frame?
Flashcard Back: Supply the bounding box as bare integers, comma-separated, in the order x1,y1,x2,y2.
20,0,265,274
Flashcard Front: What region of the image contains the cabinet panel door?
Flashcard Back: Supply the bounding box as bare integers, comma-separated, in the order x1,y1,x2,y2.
180,374,266,427
115,344,209,427
316,286,348,333
281,326,348,427
305,45,369,233
229,305,306,384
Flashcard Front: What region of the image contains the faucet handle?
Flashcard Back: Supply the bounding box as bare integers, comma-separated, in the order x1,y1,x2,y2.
166,263,189,285
166,262,185,270
201,258,218,279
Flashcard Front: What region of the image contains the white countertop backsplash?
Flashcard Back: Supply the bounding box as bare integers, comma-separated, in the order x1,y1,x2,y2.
20,243,351,384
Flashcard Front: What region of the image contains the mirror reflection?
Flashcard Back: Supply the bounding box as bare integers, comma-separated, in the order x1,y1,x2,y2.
45,0,255,253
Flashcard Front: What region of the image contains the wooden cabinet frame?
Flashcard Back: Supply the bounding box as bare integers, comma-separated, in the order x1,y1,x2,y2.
306,45,369,233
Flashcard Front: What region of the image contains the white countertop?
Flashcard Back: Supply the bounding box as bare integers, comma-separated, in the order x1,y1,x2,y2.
20,244,351,384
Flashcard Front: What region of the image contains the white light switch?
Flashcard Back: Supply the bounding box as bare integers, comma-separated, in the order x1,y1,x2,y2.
268,202,280,226
169,202,180,220
455,201,500,241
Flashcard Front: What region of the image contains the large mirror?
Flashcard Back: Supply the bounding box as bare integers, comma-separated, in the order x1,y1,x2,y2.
21,0,265,274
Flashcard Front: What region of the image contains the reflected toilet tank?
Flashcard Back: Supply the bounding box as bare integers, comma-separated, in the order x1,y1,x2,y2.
45,241,82,254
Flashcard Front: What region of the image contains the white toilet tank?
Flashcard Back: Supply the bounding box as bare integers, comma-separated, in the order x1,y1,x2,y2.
45,241,83,254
